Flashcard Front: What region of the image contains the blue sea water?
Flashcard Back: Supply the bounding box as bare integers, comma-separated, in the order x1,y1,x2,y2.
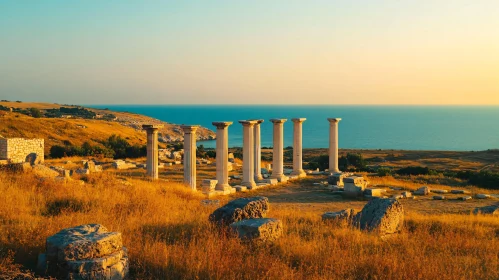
89,105,499,151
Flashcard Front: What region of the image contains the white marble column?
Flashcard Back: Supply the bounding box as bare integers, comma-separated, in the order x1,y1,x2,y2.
239,120,257,188
253,119,264,181
142,124,163,180
291,118,306,178
181,125,199,190
212,121,232,191
270,119,288,182
328,118,342,173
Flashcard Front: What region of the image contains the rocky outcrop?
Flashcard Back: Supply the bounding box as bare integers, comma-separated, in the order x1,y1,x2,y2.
230,218,283,242
38,224,128,279
354,198,404,235
209,197,270,226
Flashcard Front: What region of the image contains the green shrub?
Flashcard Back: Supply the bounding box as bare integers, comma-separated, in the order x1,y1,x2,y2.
377,167,392,177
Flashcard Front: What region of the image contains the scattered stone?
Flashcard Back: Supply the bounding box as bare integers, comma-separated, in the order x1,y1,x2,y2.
364,188,384,197
41,224,128,279
84,161,96,172
230,218,283,242
326,185,344,191
414,186,430,196
392,194,403,200
432,189,448,194
451,190,470,194
322,209,355,222
459,196,472,201
402,191,412,198
262,178,278,185
234,185,247,192
389,186,403,191
354,198,404,235
476,194,491,199
344,176,368,197
209,197,269,226
473,205,499,215
261,168,269,174
32,164,60,178
327,172,348,186
75,168,90,175
433,195,445,200
201,179,218,192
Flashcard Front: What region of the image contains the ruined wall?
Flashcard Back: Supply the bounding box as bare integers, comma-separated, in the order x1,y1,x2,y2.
0,138,44,164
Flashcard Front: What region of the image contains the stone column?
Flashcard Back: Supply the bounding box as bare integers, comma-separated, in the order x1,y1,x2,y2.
291,118,306,178
253,119,264,181
270,119,288,182
212,121,233,191
328,118,342,173
181,125,200,190
142,124,164,180
239,120,257,188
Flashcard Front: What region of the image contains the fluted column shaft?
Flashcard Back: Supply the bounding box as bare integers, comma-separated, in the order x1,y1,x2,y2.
328,118,342,173
270,119,287,181
213,122,232,191
182,125,199,190
143,124,163,180
253,119,264,181
291,118,306,177
239,120,257,188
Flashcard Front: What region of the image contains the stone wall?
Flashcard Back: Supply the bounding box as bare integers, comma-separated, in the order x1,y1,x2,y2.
0,138,44,164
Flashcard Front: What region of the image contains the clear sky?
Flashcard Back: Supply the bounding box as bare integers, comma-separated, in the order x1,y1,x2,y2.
1,1,498,105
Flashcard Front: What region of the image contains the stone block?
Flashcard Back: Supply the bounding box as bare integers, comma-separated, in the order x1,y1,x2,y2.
354,198,404,235
75,169,90,175
402,191,412,198
234,185,247,192
230,218,283,242
432,189,448,194
262,178,278,185
414,186,430,195
473,205,499,215
201,179,218,192
433,195,445,200
458,196,472,201
364,188,384,197
209,196,270,226
322,209,355,222
451,189,470,194
476,194,490,199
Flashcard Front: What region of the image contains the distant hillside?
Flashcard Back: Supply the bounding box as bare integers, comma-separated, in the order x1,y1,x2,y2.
0,101,216,156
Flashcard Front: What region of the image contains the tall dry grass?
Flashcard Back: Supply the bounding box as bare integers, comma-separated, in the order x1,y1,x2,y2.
0,171,498,280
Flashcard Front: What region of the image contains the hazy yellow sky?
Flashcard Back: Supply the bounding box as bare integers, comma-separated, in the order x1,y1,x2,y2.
1,1,498,105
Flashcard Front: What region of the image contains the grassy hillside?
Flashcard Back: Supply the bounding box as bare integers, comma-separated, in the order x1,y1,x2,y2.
0,171,498,279
0,113,148,156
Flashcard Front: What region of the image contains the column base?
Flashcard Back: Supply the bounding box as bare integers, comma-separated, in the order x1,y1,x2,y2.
290,169,306,178
254,174,264,181
241,181,257,189
271,175,289,183
215,184,232,192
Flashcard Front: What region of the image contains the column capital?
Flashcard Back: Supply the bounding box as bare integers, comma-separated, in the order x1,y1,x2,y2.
249,119,264,124
142,124,164,131
270,119,287,124
239,120,258,126
181,125,200,133
327,118,342,123
291,118,307,123
212,121,233,129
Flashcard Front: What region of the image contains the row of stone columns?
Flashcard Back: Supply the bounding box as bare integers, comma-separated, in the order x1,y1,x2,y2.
143,118,341,191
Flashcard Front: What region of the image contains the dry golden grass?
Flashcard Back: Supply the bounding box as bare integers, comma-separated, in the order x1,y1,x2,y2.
1,170,498,280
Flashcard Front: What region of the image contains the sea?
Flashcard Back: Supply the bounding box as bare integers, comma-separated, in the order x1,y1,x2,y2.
88,105,499,151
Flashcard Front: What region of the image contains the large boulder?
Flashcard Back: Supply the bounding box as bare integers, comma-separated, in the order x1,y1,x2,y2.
473,205,499,216
41,224,128,279
322,209,355,222
414,186,430,196
230,218,283,242
354,198,404,235
209,197,269,226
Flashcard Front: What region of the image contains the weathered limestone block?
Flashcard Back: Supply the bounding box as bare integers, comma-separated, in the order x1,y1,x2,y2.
414,186,430,195
230,218,283,242
322,209,355,222
327,172,349,186
33,164,60,178
402,191,412,198
451,190,470,194
473,205,499,215
201,179,218,192
458,196,472,201
209,197,269,226
344,176,368,197
354,198,404,235
432,189,448,194
46,224,122,263
476,194,490,199
433,195,445,200
364,188,384,198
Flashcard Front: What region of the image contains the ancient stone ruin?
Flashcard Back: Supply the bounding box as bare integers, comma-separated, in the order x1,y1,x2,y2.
0,137,44,164
37,224,128,279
